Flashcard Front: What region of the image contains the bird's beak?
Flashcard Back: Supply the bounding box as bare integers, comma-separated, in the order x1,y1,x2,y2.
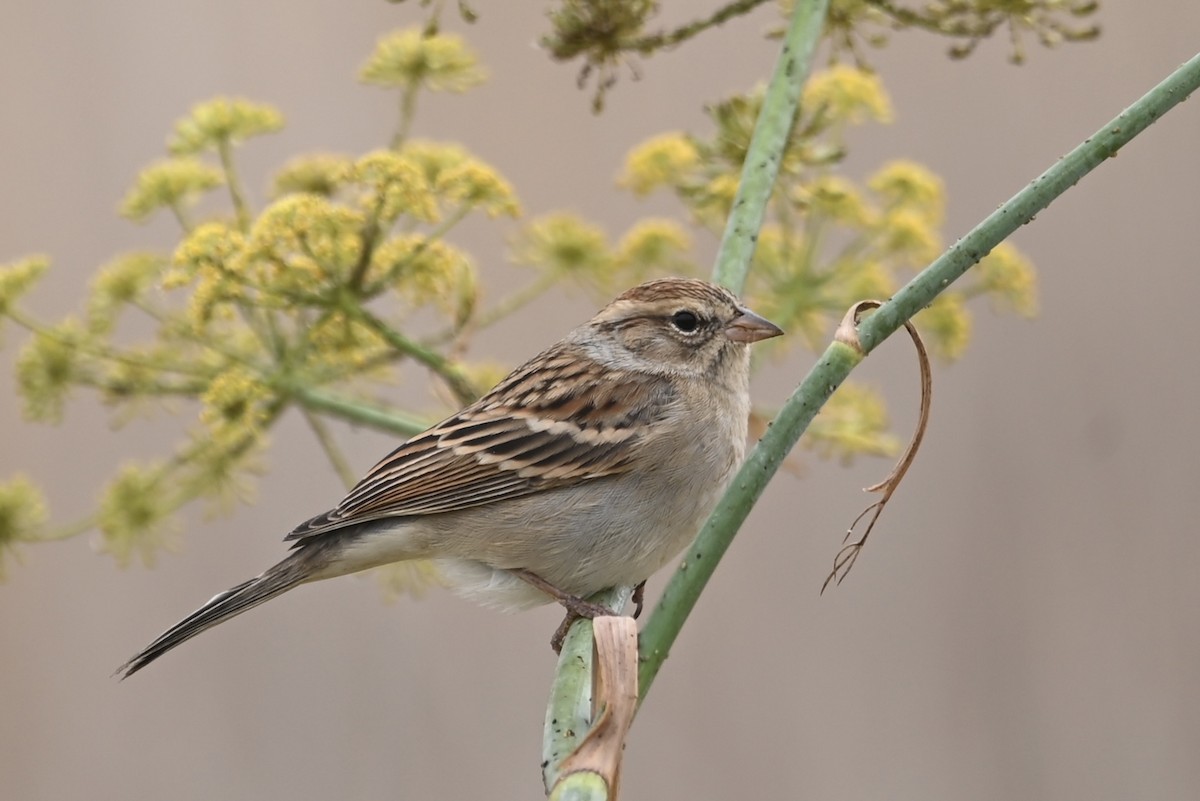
725,307,784,344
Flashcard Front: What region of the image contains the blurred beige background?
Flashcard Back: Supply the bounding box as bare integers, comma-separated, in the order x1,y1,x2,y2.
3,3,1199,800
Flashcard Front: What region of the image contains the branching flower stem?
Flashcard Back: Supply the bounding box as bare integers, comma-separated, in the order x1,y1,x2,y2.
216,137,252,232
291,385,430,437
300,407,359,490
348,304,479,404
627,0,774,55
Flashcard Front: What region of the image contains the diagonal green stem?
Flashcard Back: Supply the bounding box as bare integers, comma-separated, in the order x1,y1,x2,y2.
637,49,1200,703
291,385,430,437
856,51,1200,351
711,0,831,295
300,407,358,490
349,305,479,405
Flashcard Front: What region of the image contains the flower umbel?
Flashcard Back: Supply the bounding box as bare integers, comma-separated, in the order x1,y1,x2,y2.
168,98,284,156
359,29,486,92
0,475,48,578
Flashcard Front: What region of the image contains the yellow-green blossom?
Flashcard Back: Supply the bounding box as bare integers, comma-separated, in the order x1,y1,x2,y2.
186,270,243,329
169,97,284,156
800,175,874,226
200,367,273,445
803,65,893,125
878,208,942,265
120,158,223,222
96,463,178,568
708,93,762,166
400,140,472,184
359,29,486,92
186,432,264,516
0,474,48,579
835,259,896,306
15,319,87,423
87,252,166,332
167,222,246,288
614,219,693,277
869,160,945,225
621,133,699,195
100,345,182,410
803,382,900,464
370,235,477,323
917,291,972,361
458,360,509,397
0,255,48,319
355,150,439,224
273,154,353,197
693,173,741,227
168,222,247,326
373,560,443,601
510,213,611,281
247,195,365,291
976,242,1038,317
436,160,521,218
748,228,828,348
305,314,392,371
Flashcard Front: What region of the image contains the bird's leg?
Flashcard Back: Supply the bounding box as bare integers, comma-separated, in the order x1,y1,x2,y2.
550,611,580,654
510,568,615,619
631,580,646,619
510,568,618,652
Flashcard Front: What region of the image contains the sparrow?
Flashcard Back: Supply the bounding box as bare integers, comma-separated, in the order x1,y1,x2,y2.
118,277,782,677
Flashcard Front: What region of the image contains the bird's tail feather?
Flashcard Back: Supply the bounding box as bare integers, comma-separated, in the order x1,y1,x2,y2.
117,554,312,679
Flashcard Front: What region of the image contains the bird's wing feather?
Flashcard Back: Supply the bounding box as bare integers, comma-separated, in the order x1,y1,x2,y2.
285,344,673,542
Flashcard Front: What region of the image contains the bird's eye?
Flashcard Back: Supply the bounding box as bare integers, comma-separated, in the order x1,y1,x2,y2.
670,310,701,333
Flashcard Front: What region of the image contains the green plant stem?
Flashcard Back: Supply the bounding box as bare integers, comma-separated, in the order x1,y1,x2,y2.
36,513,101,542
5,307,211,378
469,270,560,332
390,81,420,152
216,138,252,232
542,586,634,794
168,200,195,234
711,0,831,295
363,203,474,297
628,0,773,55
637,49,1200,703
292,385,430,437
866,0,980,36
350,306,479,404
300,407,358,490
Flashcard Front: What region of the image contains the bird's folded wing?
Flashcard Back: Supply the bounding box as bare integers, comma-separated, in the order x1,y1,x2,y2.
285,351,673,542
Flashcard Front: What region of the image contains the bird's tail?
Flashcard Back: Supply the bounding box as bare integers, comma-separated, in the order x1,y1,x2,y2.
117,552,314,679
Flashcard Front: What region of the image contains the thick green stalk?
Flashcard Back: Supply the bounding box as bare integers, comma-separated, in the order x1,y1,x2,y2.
542,586,633,796
711,0,831,294
637,50,1200,701
292,385,429,437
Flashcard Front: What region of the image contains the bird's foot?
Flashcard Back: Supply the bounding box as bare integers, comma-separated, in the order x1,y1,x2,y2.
509,569,618,653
